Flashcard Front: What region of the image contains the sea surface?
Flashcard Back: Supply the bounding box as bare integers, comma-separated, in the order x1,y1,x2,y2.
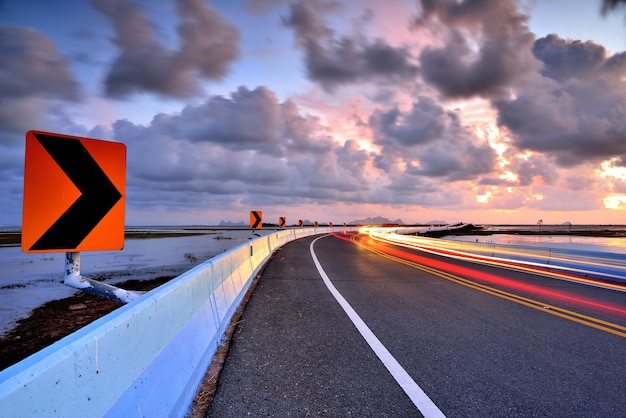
0,228,270,335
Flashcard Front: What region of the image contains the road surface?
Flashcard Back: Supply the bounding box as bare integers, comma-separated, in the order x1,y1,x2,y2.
206,232,626,417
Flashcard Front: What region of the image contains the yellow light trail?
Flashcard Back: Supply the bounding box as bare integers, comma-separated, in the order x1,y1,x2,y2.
347,234,626,339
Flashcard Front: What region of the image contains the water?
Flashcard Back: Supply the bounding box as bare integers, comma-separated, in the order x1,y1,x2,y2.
0,228,268,335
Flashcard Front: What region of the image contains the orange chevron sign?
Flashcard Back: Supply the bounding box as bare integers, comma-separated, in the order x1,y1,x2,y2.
22,131,126,253
250,210,262,229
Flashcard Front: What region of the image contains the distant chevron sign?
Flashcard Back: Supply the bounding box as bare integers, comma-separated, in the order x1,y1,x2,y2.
250,210,262,229
22,131,126,253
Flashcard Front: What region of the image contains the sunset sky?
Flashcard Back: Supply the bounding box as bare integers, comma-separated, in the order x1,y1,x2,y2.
2,0,626,226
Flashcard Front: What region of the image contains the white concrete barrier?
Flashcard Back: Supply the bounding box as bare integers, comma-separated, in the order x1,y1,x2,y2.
0,227,349,417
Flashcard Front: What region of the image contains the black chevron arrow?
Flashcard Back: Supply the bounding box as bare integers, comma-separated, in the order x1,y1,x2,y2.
29,133,123,251
251,211,262,229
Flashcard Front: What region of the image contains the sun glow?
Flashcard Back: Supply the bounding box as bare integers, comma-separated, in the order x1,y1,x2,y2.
476,190,493,203
600,159,626,180
603,194,626,210
500,171,518,182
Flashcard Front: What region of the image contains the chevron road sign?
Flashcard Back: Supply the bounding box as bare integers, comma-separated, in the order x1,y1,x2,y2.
250,210,263,229
22,131,126,253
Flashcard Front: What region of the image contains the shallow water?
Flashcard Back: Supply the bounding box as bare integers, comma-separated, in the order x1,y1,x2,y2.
0,229,267,335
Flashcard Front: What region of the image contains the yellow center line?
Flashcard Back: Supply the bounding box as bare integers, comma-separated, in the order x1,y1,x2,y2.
350,236,626,339
379,237,626,292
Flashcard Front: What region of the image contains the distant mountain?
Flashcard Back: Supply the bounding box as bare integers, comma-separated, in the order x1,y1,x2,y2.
349,216,405,225
218,220,246,227
425,220,447,225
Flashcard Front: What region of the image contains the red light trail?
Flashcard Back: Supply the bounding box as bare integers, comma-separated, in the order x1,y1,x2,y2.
330,232,626,321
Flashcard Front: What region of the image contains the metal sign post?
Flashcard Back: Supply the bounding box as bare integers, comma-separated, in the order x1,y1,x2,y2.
64,252,141,304
22,131,138,304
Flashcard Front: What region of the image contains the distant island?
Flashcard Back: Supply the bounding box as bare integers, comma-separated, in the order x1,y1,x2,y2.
218,220,246,227
348,216,405,225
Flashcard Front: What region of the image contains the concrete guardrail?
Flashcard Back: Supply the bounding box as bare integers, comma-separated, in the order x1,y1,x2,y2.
0,227,348,417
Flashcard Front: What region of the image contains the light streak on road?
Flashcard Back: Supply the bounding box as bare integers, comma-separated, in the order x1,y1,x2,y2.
329,231,626,338
361,227,626,290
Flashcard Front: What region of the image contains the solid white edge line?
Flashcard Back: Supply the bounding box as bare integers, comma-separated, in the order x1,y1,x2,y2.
310,235,446,418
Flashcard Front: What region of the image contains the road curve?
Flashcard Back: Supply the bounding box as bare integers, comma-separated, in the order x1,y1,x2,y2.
206,232,626,417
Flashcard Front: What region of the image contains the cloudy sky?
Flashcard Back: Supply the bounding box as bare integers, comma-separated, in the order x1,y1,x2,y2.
2,0,626,226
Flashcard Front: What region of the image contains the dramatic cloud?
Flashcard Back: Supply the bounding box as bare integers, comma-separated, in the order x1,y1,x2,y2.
92,0,239,98
3,0,626,225
602,0,626,14
415,0,539,98
506,152,559,187
0,26,79,101
283,0,417,91
109,86,378,211
0,25,80,137
496,34,626,167
370,96,445,147
370,96,498,181
178,86,283,154
533,34,607,82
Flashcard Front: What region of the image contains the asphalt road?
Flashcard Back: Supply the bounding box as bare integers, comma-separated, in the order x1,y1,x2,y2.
206,233,626,417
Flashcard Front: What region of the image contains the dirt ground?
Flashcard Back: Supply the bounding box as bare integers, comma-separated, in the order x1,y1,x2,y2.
0,276,174,372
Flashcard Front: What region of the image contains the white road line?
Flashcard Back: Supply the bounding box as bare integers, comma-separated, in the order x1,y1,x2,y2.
310,235,446,418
